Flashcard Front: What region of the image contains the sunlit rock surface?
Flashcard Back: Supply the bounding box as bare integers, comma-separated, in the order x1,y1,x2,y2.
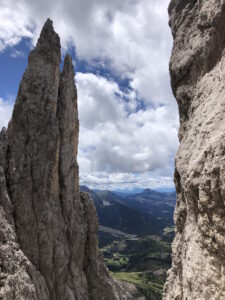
164,1,225,299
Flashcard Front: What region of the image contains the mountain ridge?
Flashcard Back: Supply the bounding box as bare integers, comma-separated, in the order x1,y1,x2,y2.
80,185,176,237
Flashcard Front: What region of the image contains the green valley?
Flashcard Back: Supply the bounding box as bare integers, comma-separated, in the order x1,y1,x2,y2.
80,186,176,299
100,226,174,299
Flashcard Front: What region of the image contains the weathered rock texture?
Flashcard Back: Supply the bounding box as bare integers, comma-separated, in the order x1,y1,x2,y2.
164,1,225,299
0,19,132,300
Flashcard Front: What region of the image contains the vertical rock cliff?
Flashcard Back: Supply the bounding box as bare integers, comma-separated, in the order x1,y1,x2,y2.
0,19,131,300
164,1,225,299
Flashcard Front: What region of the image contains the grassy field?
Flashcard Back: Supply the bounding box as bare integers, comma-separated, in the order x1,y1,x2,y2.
100,226,174,299
113,272,163,300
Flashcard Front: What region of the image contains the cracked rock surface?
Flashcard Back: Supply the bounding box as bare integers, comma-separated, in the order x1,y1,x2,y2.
0,19,132,300
164,1,225,299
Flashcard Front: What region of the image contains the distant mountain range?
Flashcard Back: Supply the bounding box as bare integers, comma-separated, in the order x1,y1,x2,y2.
80,186,176,298
80,186,176,236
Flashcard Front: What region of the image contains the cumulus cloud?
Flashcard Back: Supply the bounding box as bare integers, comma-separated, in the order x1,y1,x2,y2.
0,0,34,51
0,0,179,189
0,0,172,106
76,73,126,129
77,73,179,188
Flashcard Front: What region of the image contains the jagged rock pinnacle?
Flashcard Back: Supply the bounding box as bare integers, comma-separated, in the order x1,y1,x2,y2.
0,20,132,300
63,54,74,71
37,18,60,49
28,18,60,68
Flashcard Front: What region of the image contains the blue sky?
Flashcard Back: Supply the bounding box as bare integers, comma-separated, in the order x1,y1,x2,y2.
0,0,179,191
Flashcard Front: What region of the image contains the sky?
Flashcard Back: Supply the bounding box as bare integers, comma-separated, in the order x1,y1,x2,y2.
0,0,179,191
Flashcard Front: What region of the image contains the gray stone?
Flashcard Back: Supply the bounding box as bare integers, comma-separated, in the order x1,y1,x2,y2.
164,1,225,299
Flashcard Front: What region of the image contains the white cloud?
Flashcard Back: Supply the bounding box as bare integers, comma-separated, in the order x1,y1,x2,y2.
80,170,175,191
0,97,13,130
0,0,34,51
76,73,126,129
0,0,172,106
77,73,179,189
10,49,26,58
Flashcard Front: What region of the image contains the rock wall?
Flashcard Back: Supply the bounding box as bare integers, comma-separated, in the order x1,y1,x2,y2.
0,19,131,300
164,1,225,299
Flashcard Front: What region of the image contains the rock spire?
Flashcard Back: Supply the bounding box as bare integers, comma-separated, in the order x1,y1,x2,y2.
0,19,131,300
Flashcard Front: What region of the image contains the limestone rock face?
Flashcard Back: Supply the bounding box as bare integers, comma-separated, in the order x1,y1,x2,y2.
0,19,132,300
164,1,225,299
